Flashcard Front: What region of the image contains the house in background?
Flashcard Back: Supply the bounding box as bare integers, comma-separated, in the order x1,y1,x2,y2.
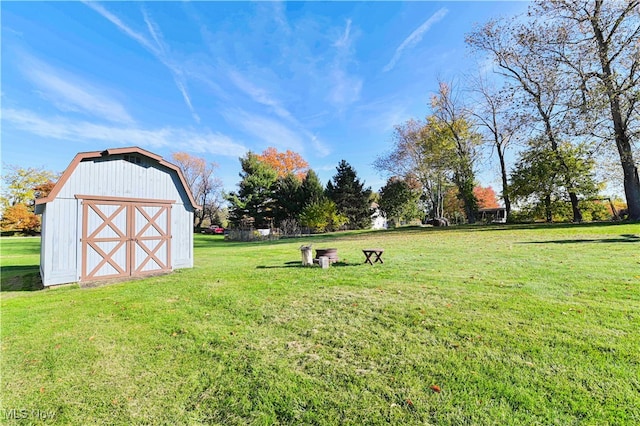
370,203,388,230
35,147,200,286
478,207,507,223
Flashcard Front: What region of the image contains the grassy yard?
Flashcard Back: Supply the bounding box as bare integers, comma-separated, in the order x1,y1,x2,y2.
1,223,639,424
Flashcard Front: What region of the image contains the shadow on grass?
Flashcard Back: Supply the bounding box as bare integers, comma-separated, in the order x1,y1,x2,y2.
1,265,44,292
256,261,361,269
520,234,640,245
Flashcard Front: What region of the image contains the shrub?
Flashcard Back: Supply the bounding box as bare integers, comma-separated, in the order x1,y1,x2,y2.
299,199,348,233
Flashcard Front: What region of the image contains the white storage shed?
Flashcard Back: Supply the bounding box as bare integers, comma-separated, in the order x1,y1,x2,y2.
35,147,200,286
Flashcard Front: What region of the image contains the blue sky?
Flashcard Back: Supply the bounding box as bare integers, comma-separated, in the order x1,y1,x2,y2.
2,1,530,194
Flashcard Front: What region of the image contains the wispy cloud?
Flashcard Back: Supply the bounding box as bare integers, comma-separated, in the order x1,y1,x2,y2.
19,53,134,124
84,1,200,123
83,1,155,52
333,19,352,50
227,70,330,157
308,133,331,158
327,19,362,111
355,97,411,132
270,1,291,35
223,108,305,153
2,108,245,157
228,70,294,122
383,7,448,73
327,68,363,111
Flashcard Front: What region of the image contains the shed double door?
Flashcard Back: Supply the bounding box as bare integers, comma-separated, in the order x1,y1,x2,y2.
81,199,171,281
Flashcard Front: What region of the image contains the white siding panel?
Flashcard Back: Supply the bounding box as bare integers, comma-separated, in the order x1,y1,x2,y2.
41,199,79,286
172,208,193,269
57,159,188,204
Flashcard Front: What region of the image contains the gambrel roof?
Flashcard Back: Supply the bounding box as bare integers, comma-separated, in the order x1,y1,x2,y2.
36,147,201,210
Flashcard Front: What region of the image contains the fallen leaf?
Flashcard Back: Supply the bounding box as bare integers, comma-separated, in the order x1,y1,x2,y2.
89,336,95,341
430,385,441,393
40,387,45,393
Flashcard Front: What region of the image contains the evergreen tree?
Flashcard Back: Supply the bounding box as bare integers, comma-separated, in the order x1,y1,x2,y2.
326,160,372,229
300,169,324,206
379,177,421,226
272,173,304,226
226,152,278,228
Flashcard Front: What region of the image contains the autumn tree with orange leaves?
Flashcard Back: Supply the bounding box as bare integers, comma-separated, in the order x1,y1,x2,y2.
473,186,500,209
257,147,309,180
1,203,40,233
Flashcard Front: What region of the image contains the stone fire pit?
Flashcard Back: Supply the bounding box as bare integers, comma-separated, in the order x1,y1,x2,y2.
315,248,338,263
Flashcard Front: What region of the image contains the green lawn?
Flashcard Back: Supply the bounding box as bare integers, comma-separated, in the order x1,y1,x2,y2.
1,224,639,424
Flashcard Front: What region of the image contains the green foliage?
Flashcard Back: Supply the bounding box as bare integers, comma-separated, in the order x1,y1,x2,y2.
226,152,278,228
378,177,421,226
579,201,610,222
1,164,58,209
299,169,324,206
272,173,304,226
512,199,612,223
375,104,481,223
429,83,481,223
326,160,372,229
299,198,348,233
510,139,600,222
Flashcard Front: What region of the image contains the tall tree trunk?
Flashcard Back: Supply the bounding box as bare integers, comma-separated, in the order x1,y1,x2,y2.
608,98,640,220
568,192,582,223
541,109,583,223
497,144,511,220
544,194,552,223
590,1,640,220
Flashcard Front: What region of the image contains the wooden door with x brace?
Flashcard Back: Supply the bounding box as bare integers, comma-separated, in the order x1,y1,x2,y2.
80,197,172,281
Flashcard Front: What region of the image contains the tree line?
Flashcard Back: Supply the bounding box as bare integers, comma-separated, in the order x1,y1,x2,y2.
225,150,372,233
376,0,639,224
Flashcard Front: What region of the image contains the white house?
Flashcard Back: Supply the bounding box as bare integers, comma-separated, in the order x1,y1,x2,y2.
370,203,388,230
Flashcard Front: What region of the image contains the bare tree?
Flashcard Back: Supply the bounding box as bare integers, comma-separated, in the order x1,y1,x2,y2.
374,119,452,219
172,152,223,228
467,18,587,222
466,73,525,220
532,0,640,220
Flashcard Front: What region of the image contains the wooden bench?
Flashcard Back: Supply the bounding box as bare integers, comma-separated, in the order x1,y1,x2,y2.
362,249,384,265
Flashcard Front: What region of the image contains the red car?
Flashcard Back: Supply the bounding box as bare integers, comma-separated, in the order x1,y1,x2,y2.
203,225,225,234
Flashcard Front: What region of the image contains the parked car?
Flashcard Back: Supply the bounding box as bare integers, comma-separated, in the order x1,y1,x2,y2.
202,225,225,234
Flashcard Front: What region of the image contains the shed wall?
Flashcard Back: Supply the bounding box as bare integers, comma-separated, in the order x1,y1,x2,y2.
40,199,81,286
172,209,194,269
